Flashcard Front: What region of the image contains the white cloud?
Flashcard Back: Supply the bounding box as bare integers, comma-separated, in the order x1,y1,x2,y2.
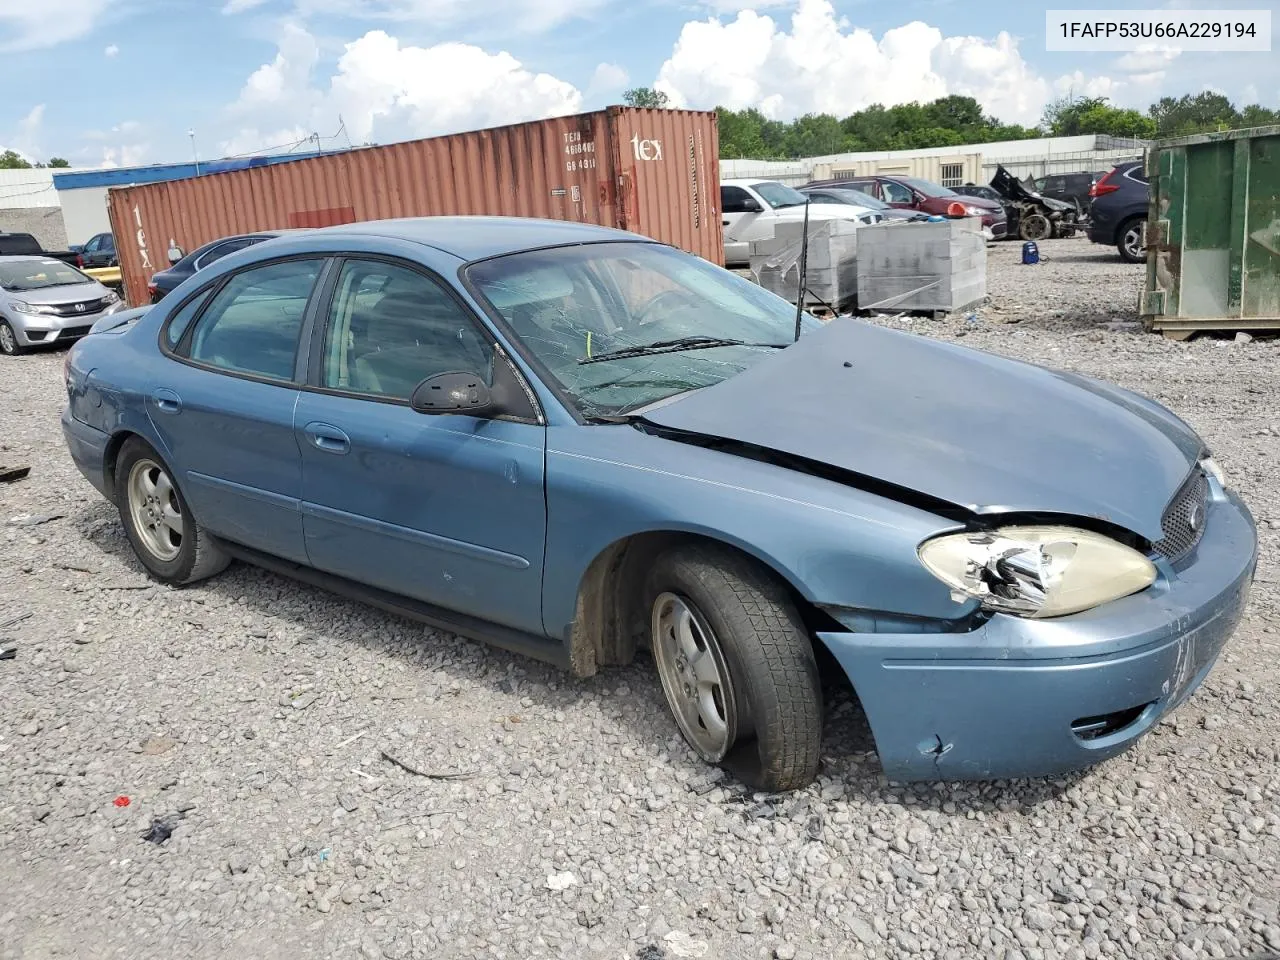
586,62,629,100
79,120,150,168
104,42,118,57
222,0,270,12
1114,45,1180,74
0,0,107,51
293,0,606,34
9,104,45,160
653,0,1055,126
221,24,583,154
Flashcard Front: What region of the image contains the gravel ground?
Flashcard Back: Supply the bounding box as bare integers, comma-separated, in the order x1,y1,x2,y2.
3,235,1279,960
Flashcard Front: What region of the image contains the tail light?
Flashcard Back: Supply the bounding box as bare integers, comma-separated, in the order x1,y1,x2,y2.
76,254,84,268
1089,170,1120,198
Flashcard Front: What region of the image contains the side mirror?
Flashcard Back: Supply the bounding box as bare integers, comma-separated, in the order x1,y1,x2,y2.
410,371,494,416
742,197,763,213
167,244,185,265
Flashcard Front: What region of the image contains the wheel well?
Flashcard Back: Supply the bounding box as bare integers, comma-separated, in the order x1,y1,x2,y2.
566,531,842,678
102,430,140,499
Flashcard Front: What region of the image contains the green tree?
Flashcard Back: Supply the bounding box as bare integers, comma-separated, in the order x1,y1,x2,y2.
0,149,32,169
717,107,767,158
1238,104,1280,128
783,113,847,157
622,87,671,109
924,95,986,132
47,157,70,167
1149,92,1239,136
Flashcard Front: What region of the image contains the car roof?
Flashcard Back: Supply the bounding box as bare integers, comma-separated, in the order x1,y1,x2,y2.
304,216,648,262
0,254,79,263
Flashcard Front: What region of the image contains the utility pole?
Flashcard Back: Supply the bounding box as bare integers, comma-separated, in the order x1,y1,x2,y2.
188,128,200,176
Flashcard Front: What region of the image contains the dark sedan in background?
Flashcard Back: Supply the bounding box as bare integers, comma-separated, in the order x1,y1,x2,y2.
951,184,1019,238
1088,161,1150,263
810,174,1008,239
797,185,931,222
147,230,288,302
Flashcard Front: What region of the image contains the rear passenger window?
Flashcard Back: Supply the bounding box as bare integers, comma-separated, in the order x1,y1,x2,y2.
164,288,213,348
185,259,322,381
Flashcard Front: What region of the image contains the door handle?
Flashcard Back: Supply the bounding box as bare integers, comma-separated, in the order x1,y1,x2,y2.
722,219,730,226
152,388,182,414
304,422,350,455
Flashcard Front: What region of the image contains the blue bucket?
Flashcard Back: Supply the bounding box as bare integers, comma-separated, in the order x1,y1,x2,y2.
1022,241,1040,265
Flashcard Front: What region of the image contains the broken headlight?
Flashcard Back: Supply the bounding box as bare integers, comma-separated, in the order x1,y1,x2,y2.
918,525,1157,619
1201,456,1226,487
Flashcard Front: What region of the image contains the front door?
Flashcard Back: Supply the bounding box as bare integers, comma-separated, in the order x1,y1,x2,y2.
721,185,774,265
296,257,548,635
149,257,325,563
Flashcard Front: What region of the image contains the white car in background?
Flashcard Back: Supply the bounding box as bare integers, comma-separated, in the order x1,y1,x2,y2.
720,178,883,266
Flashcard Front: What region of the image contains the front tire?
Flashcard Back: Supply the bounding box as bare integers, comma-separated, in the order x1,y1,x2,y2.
115,437,230,586
0,320,26,356
1019,214,1051,242
645,544,823,791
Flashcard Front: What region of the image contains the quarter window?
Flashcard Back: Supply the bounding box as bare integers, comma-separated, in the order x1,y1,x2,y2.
321,260,493,400
164,288,214,349
185,259,322,380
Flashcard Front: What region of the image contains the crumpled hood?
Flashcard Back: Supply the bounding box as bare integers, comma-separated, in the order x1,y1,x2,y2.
643,320,1203,541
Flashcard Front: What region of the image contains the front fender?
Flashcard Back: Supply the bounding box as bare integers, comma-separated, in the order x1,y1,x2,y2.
542,423,969,641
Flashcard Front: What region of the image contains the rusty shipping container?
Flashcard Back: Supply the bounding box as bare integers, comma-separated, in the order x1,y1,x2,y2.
108,107,721,306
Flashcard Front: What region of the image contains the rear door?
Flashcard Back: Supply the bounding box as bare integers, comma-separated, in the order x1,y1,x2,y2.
150,256,327,562
295,256,548,634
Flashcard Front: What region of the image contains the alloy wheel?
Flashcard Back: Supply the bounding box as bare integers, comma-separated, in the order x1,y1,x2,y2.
651,592,738,762
127,458,184,562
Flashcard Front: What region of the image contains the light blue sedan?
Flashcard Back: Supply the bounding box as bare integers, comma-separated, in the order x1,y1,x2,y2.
61,217,1257,790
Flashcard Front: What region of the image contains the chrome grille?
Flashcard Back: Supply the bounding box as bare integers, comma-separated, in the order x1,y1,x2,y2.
1152,469,1209,561
46,297,108,317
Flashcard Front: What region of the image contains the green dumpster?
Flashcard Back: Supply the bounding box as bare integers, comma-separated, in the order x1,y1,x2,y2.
1141,124,1280,339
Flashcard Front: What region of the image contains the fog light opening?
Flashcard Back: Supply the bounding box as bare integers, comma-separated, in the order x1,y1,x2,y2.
1071,702,1156,741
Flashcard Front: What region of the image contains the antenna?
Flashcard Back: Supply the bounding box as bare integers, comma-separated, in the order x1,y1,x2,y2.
793,197,810,342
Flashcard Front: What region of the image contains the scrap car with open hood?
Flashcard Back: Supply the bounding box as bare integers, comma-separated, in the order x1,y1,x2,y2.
59,216,1256,790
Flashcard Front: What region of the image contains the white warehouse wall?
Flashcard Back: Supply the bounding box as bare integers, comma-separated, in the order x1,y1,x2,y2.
58,186,112,246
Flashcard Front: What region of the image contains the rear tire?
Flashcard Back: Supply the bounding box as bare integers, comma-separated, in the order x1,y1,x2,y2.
1117,217,1146,263
114,436,230,586
645,544,823,792
0,320,26,356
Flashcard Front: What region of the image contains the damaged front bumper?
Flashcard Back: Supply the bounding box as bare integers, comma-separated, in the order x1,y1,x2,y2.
819,486,1257,782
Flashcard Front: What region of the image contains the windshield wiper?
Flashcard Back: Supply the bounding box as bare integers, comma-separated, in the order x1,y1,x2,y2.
578,336,788,365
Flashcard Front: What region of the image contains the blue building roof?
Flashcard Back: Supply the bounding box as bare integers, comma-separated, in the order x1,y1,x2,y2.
51,149,350,191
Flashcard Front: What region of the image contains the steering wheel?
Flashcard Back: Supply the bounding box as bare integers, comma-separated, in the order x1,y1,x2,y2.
634,289,700,328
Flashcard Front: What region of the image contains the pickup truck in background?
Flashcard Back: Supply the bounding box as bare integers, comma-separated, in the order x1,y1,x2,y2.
0,232,81,266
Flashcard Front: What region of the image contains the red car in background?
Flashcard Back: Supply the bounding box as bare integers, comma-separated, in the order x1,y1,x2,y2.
807,174,1008,239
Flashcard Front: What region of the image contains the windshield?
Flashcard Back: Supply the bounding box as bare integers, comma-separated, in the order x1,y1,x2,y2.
0,259,93,291
824,188,888,210
466,242,821,418
751,181,808,209
901,176,957,198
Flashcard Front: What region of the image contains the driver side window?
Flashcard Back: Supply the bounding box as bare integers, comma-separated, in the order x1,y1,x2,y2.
321,260,494,401
880,180,914,204
721,186,755,214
